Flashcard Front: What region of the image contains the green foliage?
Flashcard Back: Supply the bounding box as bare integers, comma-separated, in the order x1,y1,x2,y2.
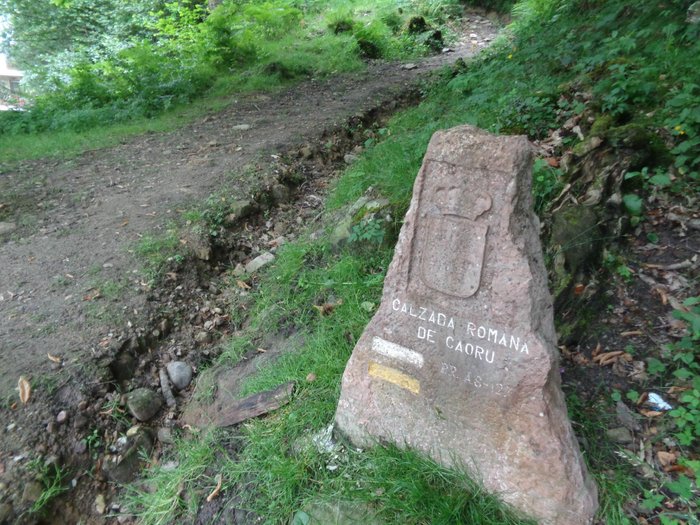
0,0,457,138
532,158,563,213
25,458,68,516
348,219,385,245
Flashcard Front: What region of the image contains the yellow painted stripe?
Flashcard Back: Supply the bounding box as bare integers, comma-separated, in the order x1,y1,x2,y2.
368,361,420,394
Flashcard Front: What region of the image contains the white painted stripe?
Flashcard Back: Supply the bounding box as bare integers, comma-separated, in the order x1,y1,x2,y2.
371,337,424,368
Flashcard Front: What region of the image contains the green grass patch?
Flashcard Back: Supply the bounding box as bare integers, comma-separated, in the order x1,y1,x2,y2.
133,229,184,282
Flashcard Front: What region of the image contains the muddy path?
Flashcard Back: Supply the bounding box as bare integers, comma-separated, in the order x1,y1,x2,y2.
0,14,500,524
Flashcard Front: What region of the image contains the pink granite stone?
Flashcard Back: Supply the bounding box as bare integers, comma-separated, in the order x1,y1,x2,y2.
335,125,598,525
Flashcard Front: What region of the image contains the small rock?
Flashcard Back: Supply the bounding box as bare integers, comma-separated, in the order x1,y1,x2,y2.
0,222,17,236
157,427,174,444
224,199,254,226
306,373,317,382
21,481,43,505
166,361,193,391
616,401,641,431
6,423,15,431
161,460,179,471
56,410,68,425
126,388,162,422
343,153,359,165
46,422,56,433
245,252,275,274
194,331,211,345
95,494,106,515
74,440,88,455
606,427,634,444
232,124,251,131
401,63,418,70
73,413,88,430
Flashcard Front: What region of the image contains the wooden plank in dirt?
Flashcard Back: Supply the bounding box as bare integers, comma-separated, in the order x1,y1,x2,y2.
217,381,295,427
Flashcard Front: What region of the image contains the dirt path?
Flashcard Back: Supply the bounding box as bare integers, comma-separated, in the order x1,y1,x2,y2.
0,15,499,523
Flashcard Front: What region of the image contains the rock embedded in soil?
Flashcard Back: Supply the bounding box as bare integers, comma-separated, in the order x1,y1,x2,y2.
335,125,598,525
157,427,174,444
194,331,212,344
56,410,68,425
606,427,634,444
126,388,162,422
166,361,193,391
21,481,43,505
245,252,275,274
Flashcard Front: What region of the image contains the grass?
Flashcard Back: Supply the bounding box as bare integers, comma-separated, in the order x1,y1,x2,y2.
0,96,231,167
122,431,231,525
24,459,68,518
133,230,184,283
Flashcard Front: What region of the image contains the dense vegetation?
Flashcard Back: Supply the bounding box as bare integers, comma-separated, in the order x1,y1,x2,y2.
0,0,460,135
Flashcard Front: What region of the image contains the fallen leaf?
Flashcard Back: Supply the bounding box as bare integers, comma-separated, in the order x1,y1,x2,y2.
256,348,267,353
546,157,560,168
573,283,585,295
313,300,343,316
306,373,316,382
592,342,602,358
83,289,102,301
665,464,693,475
18,376,31,404
621,330,643,337
206,474,223,502
47,353,61,363
654,287,668,305
657,451,676,467
593,350,624,363
668,386,690,396
639,409,664,418
236,280,251,290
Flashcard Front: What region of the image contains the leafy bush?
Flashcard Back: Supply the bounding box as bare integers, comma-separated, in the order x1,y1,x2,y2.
0,0,456,137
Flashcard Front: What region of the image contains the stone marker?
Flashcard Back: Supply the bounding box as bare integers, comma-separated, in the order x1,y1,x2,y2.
335,125,598,525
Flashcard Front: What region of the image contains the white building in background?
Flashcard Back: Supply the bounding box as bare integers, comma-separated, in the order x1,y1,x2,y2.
0,54,23,93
